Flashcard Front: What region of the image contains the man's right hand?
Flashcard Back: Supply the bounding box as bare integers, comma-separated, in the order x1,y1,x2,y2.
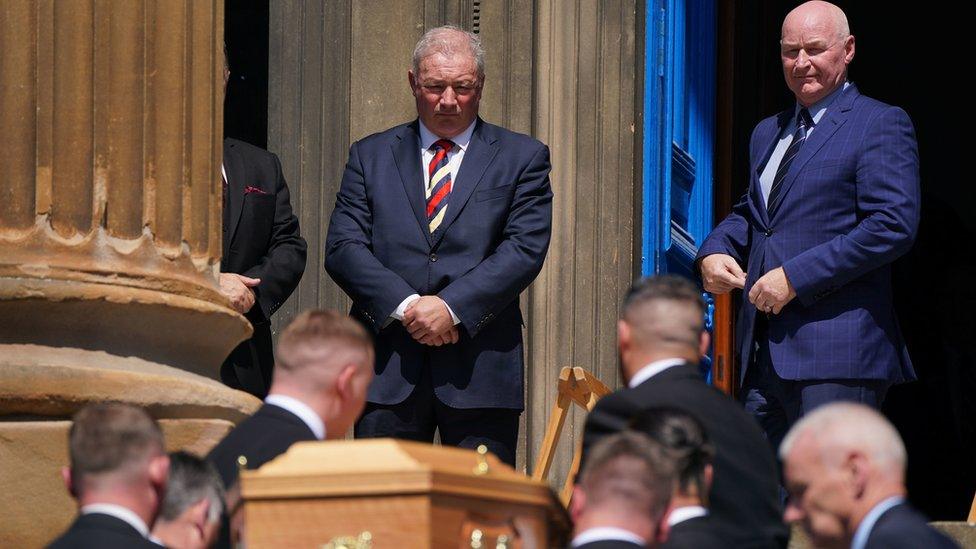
700,254,747,294
219,273,261,314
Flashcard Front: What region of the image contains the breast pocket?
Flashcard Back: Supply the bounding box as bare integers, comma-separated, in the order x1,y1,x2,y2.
475,185,512,203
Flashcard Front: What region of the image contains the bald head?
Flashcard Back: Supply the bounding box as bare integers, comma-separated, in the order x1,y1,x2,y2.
783,1,849,41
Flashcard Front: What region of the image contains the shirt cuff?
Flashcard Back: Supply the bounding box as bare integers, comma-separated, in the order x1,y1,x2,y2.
443,301,461,325
389,294,421,322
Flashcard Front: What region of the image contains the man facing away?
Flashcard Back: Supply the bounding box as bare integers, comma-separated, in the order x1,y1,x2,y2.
49,403,169,549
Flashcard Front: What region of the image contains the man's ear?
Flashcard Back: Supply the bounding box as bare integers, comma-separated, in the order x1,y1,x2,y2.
568,485,586,522
62,466,77,498
190,497,211,528
335,364,357,402
148,454,170,490
698,330,711,358
407,70,419,94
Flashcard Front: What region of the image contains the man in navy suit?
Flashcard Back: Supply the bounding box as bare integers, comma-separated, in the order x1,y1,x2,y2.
325,26,552,466
697,0,920,446
780,403,957,549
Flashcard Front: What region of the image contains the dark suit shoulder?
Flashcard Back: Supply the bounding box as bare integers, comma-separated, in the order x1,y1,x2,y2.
47,514,158,549
223,137,279,162
351,121,418,149
661,516,732,549
866,503,959,549
207,404,316,487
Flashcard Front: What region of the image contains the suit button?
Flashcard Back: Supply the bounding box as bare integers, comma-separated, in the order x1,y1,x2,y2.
765,229,773,237
430,253,438,262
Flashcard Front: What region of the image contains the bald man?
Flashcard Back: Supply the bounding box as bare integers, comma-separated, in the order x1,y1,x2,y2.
781,403,957,549
698,1,919,447
582,275,787,548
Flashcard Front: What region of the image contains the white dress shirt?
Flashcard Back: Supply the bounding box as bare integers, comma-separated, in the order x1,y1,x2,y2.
570,526,645,547
667,505,708,526
265,394,326,440
388,120,478,325
628,358,689,388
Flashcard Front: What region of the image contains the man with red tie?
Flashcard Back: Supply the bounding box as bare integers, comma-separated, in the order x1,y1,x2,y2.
325,25,553,465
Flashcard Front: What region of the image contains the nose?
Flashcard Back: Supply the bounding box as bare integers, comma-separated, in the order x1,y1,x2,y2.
794,49,811,68
783,501,803,523
439,86,458,108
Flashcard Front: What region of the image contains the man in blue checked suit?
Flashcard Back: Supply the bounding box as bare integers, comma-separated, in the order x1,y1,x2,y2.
697,1,919,448
324,26,552,466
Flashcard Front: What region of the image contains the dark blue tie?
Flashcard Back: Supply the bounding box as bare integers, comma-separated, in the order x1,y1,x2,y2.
767,108,814,217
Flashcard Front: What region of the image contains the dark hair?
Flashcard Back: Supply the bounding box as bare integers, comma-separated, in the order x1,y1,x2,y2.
579,431,675,521
630,408,715,504
68,403,163,490
622,275,705,318
159,451,225,523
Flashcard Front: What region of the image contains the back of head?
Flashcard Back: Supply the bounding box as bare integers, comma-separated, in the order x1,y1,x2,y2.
780,402,906,482
577,431,675,523
158,451,225,525
273,309,372,389
631,408,715,504
68,403,164,495
621,275,706,359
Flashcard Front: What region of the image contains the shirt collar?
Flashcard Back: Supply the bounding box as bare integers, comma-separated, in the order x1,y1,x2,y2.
81,503,150,538
265,394,326,440
570,526,645,547
628,358,688,388
418,119,476,152
796,80,850,126
667,505,708,526
851,495,905,549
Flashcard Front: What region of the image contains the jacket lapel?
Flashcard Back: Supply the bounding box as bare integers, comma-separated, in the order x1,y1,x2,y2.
768,84,859,220
431,118,499,247
391,121,433,247
223,139,247,257
751,111,793,226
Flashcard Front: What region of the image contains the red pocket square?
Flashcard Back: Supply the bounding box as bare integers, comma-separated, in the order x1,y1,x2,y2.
244,186,268,195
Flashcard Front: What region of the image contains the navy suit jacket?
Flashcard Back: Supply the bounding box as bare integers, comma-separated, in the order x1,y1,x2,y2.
697,84,919,383
864,502,958,548
47,513,158,549
325,118,552,410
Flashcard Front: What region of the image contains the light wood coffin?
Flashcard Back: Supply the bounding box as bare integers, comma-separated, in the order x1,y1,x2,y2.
239,439,571,548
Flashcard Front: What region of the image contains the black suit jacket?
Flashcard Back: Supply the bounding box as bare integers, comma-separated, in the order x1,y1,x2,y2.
206,403,316,489
582,363,787,549
865,502,958,549
662,515,730,549
47,513,157,549
221,138,307,398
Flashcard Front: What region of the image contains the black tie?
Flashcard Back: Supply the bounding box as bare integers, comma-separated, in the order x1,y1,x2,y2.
767,108,814,217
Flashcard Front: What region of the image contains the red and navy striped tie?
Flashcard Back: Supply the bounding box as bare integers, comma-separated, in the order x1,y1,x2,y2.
426,139,455,233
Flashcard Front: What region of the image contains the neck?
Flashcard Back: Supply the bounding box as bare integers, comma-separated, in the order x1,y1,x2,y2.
80,489,155,530
849,484,906,534
268,383,334,430
574,510,652,542
624,350,696,382
670,493,703,509
151,520,187,548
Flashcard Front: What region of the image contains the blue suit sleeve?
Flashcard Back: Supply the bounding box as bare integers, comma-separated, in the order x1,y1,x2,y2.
324,141,419,331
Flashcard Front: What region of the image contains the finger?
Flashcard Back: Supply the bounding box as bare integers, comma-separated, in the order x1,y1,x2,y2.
449,329,459,344
748,285,761,304
724,260,746,279
238,275,261,287
772,302,784,315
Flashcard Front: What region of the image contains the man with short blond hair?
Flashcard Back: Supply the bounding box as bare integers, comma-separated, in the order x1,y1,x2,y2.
780,403,956,548
50,403,169,549
207,309,374,489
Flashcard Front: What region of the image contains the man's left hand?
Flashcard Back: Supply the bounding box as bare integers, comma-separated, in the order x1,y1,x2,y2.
403,295,456,343
748,267,796,314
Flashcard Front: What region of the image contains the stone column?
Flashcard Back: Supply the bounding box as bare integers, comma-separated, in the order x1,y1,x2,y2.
0,1,258,545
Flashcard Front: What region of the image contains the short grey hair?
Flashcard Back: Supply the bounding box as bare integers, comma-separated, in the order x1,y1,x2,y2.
159,451,226,524
412,25,485,80
779,402,906,477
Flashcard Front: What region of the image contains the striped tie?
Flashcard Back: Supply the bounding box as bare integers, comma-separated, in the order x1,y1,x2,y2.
426,139,455,233
766,107,814,217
